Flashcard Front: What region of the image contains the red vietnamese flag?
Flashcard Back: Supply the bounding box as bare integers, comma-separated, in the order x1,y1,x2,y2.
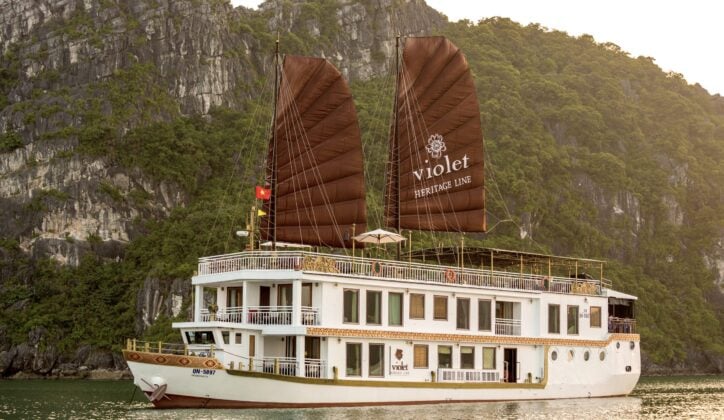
255,186,271,200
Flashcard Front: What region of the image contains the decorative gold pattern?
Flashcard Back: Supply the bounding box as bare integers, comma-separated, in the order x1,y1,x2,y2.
306,327,639,348
301,256,339,273
122,350,223,369
571,282,598,295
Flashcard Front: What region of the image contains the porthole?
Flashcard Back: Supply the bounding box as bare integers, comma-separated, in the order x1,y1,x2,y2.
584,350,590,361
568,350,575,361
630,341,635,350
616,342,621,349
551,350,558,361
599,351,606,361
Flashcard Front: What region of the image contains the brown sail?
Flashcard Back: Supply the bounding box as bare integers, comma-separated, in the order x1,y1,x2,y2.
385,36,486,232
260,55,366,248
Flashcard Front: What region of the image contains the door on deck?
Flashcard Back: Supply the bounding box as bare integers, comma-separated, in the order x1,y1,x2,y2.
259,286,270,306
227,287,243,308
504,348,518,383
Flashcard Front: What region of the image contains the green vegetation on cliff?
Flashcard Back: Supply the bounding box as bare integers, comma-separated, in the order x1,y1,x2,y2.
1,5,723,372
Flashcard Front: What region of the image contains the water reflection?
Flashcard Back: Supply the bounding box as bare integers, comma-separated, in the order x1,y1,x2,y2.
0,376,721,419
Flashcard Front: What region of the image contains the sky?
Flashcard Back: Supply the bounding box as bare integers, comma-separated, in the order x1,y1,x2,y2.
230,0,723,96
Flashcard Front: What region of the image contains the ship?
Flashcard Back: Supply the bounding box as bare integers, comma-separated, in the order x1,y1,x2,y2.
123,36,640,408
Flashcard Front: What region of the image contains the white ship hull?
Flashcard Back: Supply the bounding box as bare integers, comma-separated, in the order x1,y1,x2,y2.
125,336,640,408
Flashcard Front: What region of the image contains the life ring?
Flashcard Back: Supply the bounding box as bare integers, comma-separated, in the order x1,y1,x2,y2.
371,261,382,276
445,269,457,283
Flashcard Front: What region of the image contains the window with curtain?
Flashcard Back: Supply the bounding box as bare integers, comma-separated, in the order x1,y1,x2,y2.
346,343,361,376
389,292,403,326
413,344,428,368
433,295,448,320
548,304,560,334
461,346,475,369
590,306,601,328
369,344,384,377
478,299,491,331
456,298,470,329
482,347,496,369
277,284,292,306
366,291,381,324
409,293,425,319
567,305,579,334
343,289,359,323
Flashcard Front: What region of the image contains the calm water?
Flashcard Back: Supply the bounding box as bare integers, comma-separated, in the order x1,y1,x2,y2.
0,376,722,419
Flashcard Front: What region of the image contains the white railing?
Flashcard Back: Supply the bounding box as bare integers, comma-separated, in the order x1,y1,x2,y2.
495,318,521,336
197,251,604,296
437,368,500,383
233,355,327,378
200,306,320,325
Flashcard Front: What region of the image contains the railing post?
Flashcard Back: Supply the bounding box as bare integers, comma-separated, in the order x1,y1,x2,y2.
249,357,254,371
274,358,279,375
126,338,131,351
210,344,215,358
184,345,188,356
158,341,162,354
333,366,338,380
132,338,137,351
144,342,149,353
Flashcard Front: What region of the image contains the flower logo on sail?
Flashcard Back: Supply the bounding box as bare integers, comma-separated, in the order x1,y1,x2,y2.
426,134,446,159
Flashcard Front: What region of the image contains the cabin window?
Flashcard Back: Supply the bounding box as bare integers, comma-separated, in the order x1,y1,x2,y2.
478,299,492,331
388,292,403,326
409,294,425,319
366,291,382,325
345,343,362,376
222,331,230,345
234,333,242,344
185,331,214,345
343,289,359,323
567,305,579,335
548,304,560,334
433,295,448,320
277,284,293,306
302,283,313,307
456,298,470,330
438,345,452,368
590,306,602,328
461,346,475,369
369,344,384,377
226,287,243,308
482,347,496,369
413,345,429,368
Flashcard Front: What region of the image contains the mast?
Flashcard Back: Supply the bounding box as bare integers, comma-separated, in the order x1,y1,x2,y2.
270,35,280,250
395,35,401,260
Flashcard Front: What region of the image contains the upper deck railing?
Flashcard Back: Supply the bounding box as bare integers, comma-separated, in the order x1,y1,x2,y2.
197,251,607,296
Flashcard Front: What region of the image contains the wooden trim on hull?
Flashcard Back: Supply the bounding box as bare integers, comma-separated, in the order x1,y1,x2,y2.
123,350,223,369
149,393,564,409
306,328,640,347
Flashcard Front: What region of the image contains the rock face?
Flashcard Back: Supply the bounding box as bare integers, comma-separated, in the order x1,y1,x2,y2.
0,0,445,376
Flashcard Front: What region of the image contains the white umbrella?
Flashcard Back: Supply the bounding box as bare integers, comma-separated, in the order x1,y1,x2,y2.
353,228,406,244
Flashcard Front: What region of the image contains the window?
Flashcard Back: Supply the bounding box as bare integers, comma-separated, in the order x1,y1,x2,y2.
461,346,475,369
548,304,560,334
482,347,496,369
413,344,429,368
343,289,359,323
277,284,292,306
366,291,382,325
227,287,243,308
433,296,448,320
302,283,312,307
478,299,491,331
567,305,579,334
456,298,470,329
346,343,361,376
235,333,242,344
409,294,425,319
389,292,403,326
369,344,384,377
222,331,230,345
438,345,452,368
590,306,601,328
185,331,214,345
